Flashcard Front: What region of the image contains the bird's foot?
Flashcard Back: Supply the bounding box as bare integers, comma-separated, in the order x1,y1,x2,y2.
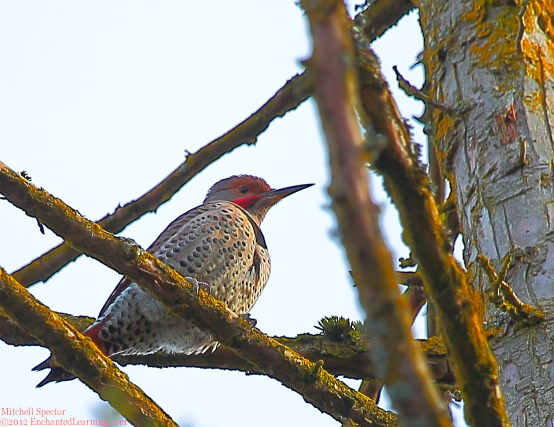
185,277,211,297
239,313,257,329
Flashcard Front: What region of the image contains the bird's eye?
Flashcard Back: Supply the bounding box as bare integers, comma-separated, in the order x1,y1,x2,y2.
238,186,248,194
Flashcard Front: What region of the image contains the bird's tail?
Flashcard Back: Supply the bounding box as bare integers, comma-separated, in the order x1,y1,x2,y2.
33,322,106,387
32,356,77,387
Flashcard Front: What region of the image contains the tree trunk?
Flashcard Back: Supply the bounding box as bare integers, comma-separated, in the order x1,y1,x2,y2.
418,0,554,424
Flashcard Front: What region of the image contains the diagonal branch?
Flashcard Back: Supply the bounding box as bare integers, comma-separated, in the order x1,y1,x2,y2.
12,0,416,289
13,71,313,288
0,268,179,427
0,160,396,427
301,1,451,426
352,17,510,427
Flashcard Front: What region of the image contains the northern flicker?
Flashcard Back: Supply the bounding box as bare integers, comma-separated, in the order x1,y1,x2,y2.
34,175,313,386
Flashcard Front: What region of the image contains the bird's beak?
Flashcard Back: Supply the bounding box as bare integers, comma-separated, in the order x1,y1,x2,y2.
264,183,314,205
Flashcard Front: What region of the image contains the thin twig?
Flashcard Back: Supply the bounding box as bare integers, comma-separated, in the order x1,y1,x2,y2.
393,66,457,114
515,0,530,54
477,251,544,327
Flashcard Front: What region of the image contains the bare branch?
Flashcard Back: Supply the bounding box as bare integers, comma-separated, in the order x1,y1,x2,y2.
357,0,415,41
12,72,313,288
13,0,417,289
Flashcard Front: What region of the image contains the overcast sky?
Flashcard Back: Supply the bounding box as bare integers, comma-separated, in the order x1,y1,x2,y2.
0,2,465,426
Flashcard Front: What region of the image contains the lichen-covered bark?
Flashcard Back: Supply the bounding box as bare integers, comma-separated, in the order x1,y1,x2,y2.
417,0,554,424
0,268,180,427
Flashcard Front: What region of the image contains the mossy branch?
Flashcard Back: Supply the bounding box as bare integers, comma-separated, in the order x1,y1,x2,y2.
0,311,457,392
0,268,179,427
0,161,395,427
301,1,451,426
351,17,511,427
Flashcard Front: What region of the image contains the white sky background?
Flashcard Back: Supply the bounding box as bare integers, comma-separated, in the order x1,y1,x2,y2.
0,2,465,426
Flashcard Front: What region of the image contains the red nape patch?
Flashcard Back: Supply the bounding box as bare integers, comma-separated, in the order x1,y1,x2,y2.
83,323,107,355
233,195,259,209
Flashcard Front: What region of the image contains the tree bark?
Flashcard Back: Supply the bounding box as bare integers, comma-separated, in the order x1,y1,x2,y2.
418,0,554,424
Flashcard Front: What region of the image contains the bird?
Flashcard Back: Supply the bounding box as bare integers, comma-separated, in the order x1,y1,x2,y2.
34,175,313,386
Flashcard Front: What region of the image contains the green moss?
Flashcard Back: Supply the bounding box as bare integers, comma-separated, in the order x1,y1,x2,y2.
316,316,359,341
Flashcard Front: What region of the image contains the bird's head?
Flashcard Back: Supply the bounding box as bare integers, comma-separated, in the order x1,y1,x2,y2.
204,175,314,224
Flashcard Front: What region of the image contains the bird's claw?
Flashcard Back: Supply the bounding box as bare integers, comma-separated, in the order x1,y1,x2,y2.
185,277,211,297
239,313,257,329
